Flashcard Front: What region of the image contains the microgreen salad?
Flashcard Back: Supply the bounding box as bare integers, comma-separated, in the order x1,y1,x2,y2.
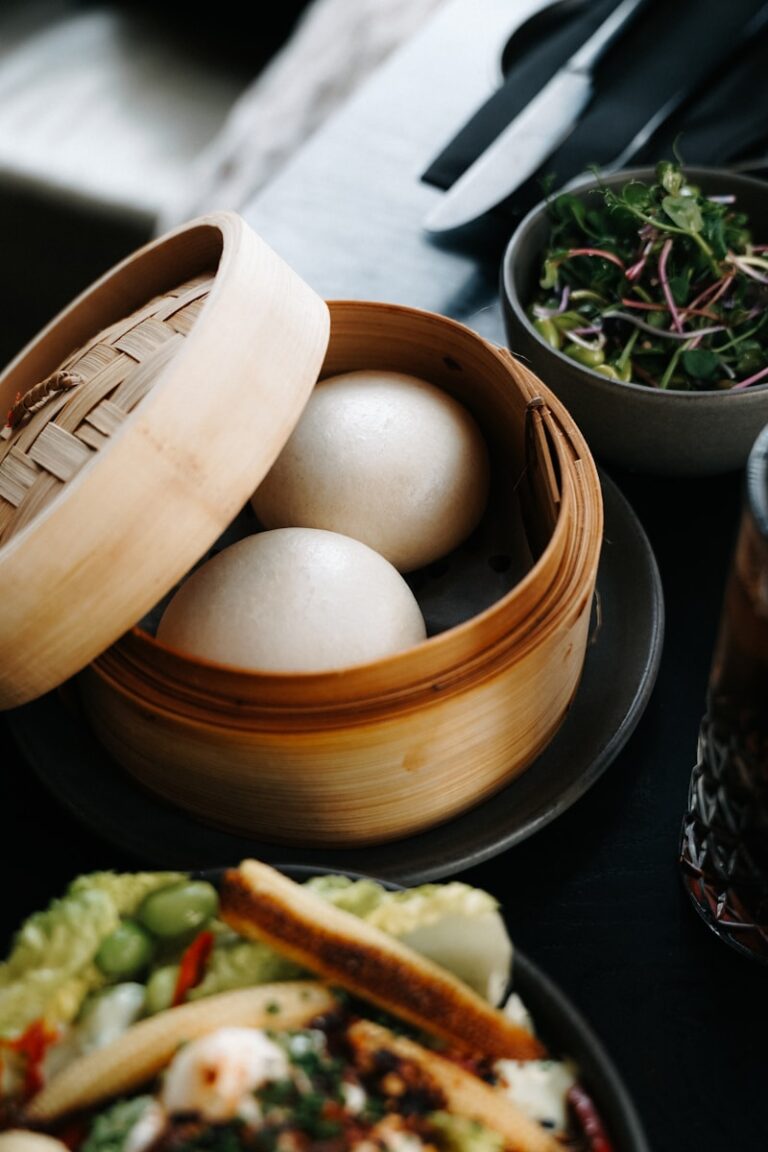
528,162,768,391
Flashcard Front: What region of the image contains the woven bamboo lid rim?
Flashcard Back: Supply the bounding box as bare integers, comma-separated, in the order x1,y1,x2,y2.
0,272,215,547
6,370,82,430
0,211,331,710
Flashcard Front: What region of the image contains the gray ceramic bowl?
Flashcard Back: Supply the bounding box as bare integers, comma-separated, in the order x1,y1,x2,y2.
501,167,768,475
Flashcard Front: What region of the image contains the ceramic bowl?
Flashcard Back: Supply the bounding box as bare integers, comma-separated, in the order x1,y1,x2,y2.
501,167,768,476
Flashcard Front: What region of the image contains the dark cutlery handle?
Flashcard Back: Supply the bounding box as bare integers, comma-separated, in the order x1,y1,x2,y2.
540,0,768,186
569,0,647,75
643,4,768,170
421,0,617,190
425,0,768,214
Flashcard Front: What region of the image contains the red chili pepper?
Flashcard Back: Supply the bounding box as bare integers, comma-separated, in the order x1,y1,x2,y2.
55,1117,90,1150
0,1019,59,1098
567,1084,614,1152
172,930,214,1007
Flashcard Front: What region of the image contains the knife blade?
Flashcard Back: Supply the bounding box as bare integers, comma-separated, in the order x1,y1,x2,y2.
422,0,619,193
424,0,647,232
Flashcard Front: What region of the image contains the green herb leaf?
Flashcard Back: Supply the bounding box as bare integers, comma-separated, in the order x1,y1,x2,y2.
657,162,684,196
622,181,652,210
668,271,691,305
681,349,720,381
703,211,728,259
662,195,703,233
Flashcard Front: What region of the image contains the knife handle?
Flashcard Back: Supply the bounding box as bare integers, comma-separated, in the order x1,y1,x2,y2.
541,0,768,191
570,0,647,74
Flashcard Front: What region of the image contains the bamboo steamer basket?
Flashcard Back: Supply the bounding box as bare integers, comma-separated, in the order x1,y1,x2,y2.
0,213,603,848
85,306,603,847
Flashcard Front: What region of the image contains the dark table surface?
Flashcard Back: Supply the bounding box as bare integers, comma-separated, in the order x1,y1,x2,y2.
2,2,767,1150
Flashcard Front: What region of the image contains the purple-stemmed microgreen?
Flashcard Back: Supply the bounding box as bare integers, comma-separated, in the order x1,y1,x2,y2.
658,238,684,332
732,364,768,390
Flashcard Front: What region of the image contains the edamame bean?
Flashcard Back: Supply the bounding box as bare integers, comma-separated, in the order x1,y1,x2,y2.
137,880,219,939
564,343,605,368
95,921,154,979
533,318,562,350
596,361,633,382
552,310,583,332
569,289,605,304
145,965,180,1015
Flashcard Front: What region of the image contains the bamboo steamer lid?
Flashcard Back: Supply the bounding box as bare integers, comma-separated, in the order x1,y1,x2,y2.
0,212,330,709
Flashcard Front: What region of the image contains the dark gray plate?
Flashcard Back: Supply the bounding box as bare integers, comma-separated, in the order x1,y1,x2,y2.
8,472,663,883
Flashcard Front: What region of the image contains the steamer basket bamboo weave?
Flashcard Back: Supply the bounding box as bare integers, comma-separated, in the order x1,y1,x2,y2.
77,301,604,848
0,212,330,709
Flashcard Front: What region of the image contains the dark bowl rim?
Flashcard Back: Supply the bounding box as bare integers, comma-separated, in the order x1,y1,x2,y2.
501,165,768,401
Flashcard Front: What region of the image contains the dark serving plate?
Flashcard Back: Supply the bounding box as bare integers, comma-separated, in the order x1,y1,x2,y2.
8,472,663,883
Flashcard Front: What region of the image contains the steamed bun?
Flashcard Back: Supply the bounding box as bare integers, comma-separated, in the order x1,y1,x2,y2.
156,528,426,672
251,370,489,572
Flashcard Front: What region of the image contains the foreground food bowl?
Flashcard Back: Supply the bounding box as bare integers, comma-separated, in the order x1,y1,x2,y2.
0,214,602,848
0,863,651,1152
502,167,768,476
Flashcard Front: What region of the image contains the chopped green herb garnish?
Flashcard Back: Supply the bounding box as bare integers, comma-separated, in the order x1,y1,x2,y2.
168,1122,246,1152
81,1095,156,1152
